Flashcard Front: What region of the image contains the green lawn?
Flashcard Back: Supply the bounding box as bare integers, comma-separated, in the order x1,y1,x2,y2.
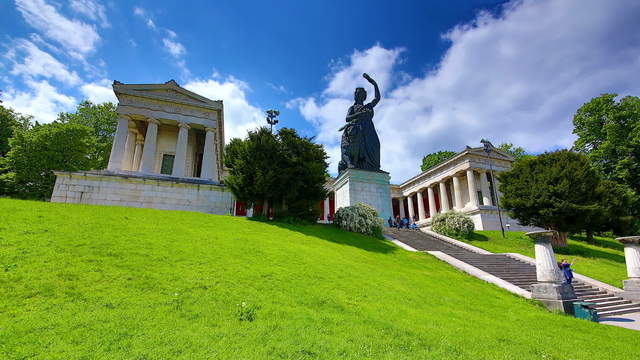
1,199,638,359
456,231,627,288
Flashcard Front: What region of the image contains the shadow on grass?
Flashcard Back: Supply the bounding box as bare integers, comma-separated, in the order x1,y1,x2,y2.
467,232,491,242
570,234,625,252
247,218,398,254
554,242,625,263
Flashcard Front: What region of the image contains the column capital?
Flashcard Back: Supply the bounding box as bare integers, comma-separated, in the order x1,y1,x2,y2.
146,117,160,125
135,134,145,144
178,122,191,130
618,236,640,246
204,126,216,133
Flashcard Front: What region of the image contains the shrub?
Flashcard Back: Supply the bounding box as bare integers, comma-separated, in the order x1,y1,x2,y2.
431,211,475,238
333,202,384,238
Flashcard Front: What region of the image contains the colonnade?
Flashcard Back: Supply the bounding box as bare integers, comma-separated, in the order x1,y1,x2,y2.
107,116,219,181
393,169,498,221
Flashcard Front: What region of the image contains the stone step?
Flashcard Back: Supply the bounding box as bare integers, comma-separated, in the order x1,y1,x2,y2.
598,306,640,318
595,303,640,313
579,293,618,301
587,296,625,304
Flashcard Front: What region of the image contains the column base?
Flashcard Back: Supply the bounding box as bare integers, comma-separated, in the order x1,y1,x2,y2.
622,279,640,301
531,283,576,314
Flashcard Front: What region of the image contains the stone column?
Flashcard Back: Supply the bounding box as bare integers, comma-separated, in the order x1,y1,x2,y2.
479,170,492,206
399,197,405,218
107,117,131,171
416,191,425,220
453,175,463,210
323,197,330,223
427,186,436,218
466,169,479,208
200,127,219,180
132,135,144,171
617,236,640,301
140,118,159,173
407,194,415,220
172,122,190,177
122,129,137,170
526,230,576,313
439,181,450,213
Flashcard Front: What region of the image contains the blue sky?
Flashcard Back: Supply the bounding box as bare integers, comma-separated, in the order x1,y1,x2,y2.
1,0,639,182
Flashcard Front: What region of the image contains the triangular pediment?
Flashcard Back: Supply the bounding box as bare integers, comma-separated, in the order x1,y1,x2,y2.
112,80,222,110
466,146,515,161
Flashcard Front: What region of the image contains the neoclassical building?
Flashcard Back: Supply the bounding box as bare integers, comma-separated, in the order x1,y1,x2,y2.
319,146,534,231
51,80,234,214
52,80,529,231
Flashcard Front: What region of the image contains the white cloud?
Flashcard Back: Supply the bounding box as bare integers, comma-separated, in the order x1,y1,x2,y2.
7,39,81,85
80,79,117,103
184,77,265,143
2,80,76,123
15,0,100,59
133,6,156,30
69,0,109,28
292,0,640,183
162,38,186,58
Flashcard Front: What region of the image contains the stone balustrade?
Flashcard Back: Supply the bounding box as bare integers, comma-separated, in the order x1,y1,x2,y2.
617,236,640,301
526,230,576,313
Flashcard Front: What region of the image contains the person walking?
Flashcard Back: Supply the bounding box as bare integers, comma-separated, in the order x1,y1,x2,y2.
388,216,393,228
560,259,575,285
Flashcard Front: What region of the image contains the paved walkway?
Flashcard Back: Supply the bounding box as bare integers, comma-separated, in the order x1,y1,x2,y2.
599,312,640,331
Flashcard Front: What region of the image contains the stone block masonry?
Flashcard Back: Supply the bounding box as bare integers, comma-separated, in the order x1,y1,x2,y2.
51,170,234,215
334,168,392,220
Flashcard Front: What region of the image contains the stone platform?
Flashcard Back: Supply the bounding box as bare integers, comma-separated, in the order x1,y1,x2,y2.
334,168,391,220
51,170,234,214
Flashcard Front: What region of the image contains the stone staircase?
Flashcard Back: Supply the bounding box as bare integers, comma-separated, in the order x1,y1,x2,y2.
385,228,640,318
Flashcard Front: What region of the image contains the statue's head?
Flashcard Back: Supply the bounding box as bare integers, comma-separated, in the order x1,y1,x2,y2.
354,87,366,103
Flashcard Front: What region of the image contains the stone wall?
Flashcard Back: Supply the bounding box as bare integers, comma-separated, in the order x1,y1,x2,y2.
51,171,234,214
334,169,392,220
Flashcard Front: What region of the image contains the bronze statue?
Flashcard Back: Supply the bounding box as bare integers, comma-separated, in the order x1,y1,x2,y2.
338,73,381,173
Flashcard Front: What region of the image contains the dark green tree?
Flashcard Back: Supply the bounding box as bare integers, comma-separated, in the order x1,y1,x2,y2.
1,122,96,199
276,127,328,219
421,150,456,171
498,150,615,246
584,180,637,240
224,126,328,220
572,94,640,199
58,101,117,169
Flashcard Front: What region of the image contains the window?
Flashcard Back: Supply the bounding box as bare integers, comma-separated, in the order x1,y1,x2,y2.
160,154,175,175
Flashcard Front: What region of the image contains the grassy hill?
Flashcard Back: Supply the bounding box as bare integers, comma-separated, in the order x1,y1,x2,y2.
1,198,638,359
456,231,627,287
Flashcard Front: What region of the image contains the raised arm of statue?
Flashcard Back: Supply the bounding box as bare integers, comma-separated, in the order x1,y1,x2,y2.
363,73,380,107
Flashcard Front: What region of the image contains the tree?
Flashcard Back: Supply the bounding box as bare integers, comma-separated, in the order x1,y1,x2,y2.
1,122,96,199
498,150,623,246
58,101,117,169
497,143,535,163
0,105,31,157
224,126,328,220
584,180,637,240
572,94,640,200
275,127,328,219
421,150,456,171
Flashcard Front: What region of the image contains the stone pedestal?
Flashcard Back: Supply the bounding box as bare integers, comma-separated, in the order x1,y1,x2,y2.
530,283,577,313
526,230,576,314
334,168,391,220
617,236,640,301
